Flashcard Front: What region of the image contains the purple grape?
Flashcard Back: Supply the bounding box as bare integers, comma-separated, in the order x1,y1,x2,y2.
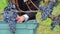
51,16,60,30
39,1,56,20
39,0,59,30
4,0,18,34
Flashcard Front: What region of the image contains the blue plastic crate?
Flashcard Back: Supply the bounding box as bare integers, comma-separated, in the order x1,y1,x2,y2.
0,20,38,34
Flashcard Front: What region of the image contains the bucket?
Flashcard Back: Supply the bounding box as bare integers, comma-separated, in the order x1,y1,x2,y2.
0,20,38,34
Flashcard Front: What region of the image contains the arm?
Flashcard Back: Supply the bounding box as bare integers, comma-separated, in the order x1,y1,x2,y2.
26,12,37,20
23,12,37,21
16,12,37,23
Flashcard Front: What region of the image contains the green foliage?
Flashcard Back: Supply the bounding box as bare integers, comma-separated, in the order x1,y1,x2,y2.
0,0,8,20
52,3,60,16
0,0,8,12
36,10,59,34
58,0,60,2
36,1,60,34
36,11,52,26
40,1,46,6
0,0,8,9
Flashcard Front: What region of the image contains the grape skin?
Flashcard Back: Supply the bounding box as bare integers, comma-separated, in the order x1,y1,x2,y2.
39,1,59,30
4,4,18,34
51,16,60,30
39,1,55,20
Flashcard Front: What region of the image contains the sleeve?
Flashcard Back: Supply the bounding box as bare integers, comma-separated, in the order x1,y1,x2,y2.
22,14,29,21
22,12,37,21
23,0,28,2
27,12,37,20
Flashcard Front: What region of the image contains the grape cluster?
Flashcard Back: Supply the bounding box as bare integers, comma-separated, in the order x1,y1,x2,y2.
4,0,18,34
39,1,56,20
39,0,59,30
51,16,60,30
4,5,18,34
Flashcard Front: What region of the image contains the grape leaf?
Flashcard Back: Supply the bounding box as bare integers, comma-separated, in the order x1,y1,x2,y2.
52,3,60,16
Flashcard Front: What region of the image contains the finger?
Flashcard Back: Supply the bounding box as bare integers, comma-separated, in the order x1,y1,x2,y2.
17,19,23,23
17,19,21,22
16,17,19,20
17,19,22,22
16,15,20,20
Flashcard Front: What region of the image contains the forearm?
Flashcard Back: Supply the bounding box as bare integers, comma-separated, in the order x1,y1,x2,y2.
22,12,37,21
27,12,37,19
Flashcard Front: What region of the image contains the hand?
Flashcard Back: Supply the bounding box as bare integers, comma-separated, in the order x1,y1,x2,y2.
16,15,25,23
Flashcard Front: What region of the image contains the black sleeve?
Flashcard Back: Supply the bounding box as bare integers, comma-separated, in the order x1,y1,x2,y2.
29,0,40,10
26,0,39,20
27,12,37,20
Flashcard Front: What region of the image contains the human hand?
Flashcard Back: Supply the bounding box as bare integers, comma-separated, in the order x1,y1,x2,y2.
16,15,25,23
